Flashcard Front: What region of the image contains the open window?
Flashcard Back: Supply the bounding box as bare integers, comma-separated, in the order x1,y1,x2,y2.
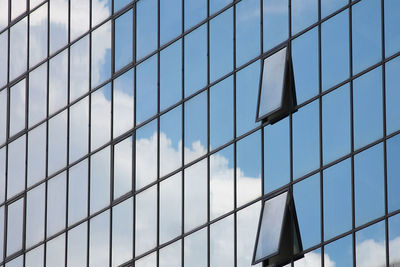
252,190,303,266
256,45,297,124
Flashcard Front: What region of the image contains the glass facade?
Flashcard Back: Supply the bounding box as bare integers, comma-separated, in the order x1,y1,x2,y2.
0,0,399,266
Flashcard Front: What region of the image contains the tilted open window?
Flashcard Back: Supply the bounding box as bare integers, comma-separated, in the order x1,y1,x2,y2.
252,190,303,266
256,45,297,124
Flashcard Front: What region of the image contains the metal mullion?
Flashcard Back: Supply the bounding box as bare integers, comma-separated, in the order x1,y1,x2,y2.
156,0,161,265
206,0,211,265
110,1,115,264
181,0,185,264
132,0,137,261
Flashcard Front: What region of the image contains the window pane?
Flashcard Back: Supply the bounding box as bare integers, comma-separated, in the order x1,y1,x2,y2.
135,185,157,255
9,78,26,137
356,221,386,266
354,143,385,227
291,0,318,34
352,0,381,74
91,21,111,88
28,63,47,127
263,0,288,52
135,253,156,267
92,0,111,27
324,235,353,267
48,110,67,175
0,148,5,203
29,3,48,67
210,0,231,15
160,40,182,111
136,0,157,60
294,174,321,249
386,135,400,213
236,0,260,66
321,10,349,91
26,184,45,248
7,198,24,256
25,245,44,267
293,100,319,179
184,228,207,267
112,198,133,267
322,84,351,164
5,256,23,267
323,159,352,240
71,0,89,41
114,0,131,12
0,32,7,88
160,0,181,45
68,159,88,225
114,137,132,199
47,172,67,237
210,77,234,149
184,0,206,30
136,55,157,123
353,67,383,150
210,215,234,267
389,213,400,265
321,0,347,18
294,249,321,267
210,145,234,219
115,9,133,71
257,47,286,119
67,222,87,267
135,120,157,189
49,0,68,54
0,89,6,145
90,147,110,214
184,24,207,97
385,56,400,134
159,241,181,267
160,106,182,177
292,27,319,104
91,84,111,151
210,8,233,82
0,206,4,259
89,211,110,267
184,159,207,232
113,69,134,137
70,36,89,102
385,0,400,57
160,173,182,244
7,135,26,199
10,17,27,82
69,97,89,162
49,49,68,115
0,0,8,30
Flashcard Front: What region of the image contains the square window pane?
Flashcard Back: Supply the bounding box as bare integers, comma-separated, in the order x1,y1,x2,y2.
115,9,133,71
90,147,110,214
136,0,157,60
263,0,288,52
113,69,134,137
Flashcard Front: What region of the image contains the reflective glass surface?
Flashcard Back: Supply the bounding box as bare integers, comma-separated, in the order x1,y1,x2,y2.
9,79,25,137
9,18,27,82
89,211,110,267
67,222,87,267
389,214,400,265
28,63,47,127
90,84,111,151
385,56,400,134
210,215,234,267
113,69,134,137
160,0,181,46
71,0,89,41
69,97,89,162
90,147,110,214
7,135,26,199
48,110,67,175
356,221,386,266
263,0,288,52
386,135,400,213
70,36,89,102
115,9,133,71
385,0,400,57
29,4,47,68
114,137,132,199
7,198,24,256
324,235,353,266
26,184,45,248
47,172,67,237
49,49,68,115
91,21,111,88
184,229,207,267
136,0,157,60
112,198,133,266
49,0,68,54
184,0,206,30
68,159,88,225
136,55,157,123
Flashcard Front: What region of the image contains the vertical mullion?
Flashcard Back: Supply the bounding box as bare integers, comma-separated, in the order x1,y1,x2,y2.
181,0,185,265
110,2,115,266
156,0,161,265
132,0,137,263
206,0,211,265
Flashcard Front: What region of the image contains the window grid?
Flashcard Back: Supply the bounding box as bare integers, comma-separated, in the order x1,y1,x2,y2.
0,0,400,266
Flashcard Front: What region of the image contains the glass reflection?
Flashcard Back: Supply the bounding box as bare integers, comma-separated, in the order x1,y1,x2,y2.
160,40,182,110
67,222,87,267
210,215,234,267
385,56,400,134
71,0,89,41
389,214,400,265
210,0,231,15
49,49,68,114
29,62,47,127
184,159,207,232
321,10,349,91
294,249,322,267
160,173,182,244
159,240,181,267
160,106,182,177
323,159,352,241
49,0,68,54
322,84,351,164
135,185,157,255
386,135,400,213
184,91,207,163
354,143,385,227
46,234,65,267
10,17,27,82
321,0,347,18
115,9,133,71
0,148,5,203
69,97,89,162
353,67,383,150
9,78,25,137
7,135,26,199
184,0,206,30
0,207,4,259
291,0,318,34
352,0,382,74
210,77,233,149
5,256,23,267
210,8,233,82
0,0,8,30
385,0,400,57
356,221,386,266
293,100,319,179
0,89,6,144
184,24,207,97
263,0,288,52
114,0,131,12
48,110,67,175
235,0,260,66
47,172,67,237
294,174,321,249
236,131,261,206
324,235,353,267
12,0,26,20
70,36,89,102
292,27,319,104
135,253,156,267
136,55,157,123
92,0,111,27
135,120,157,189
0,31,7,88
90,147,110,214
26,184,45,248
112,198,133,267
210,145,234,219
113,69,134,137
184,228,207,267
160,0,181,45
29,3,48,67
91,84,111,151
136,0,157,60
7,197,24,256
89,211,110,267
30,0,45,9
114,137,132,199
25,245,44,267
91,21,111,88
236,62,260,135
68,159,88,225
